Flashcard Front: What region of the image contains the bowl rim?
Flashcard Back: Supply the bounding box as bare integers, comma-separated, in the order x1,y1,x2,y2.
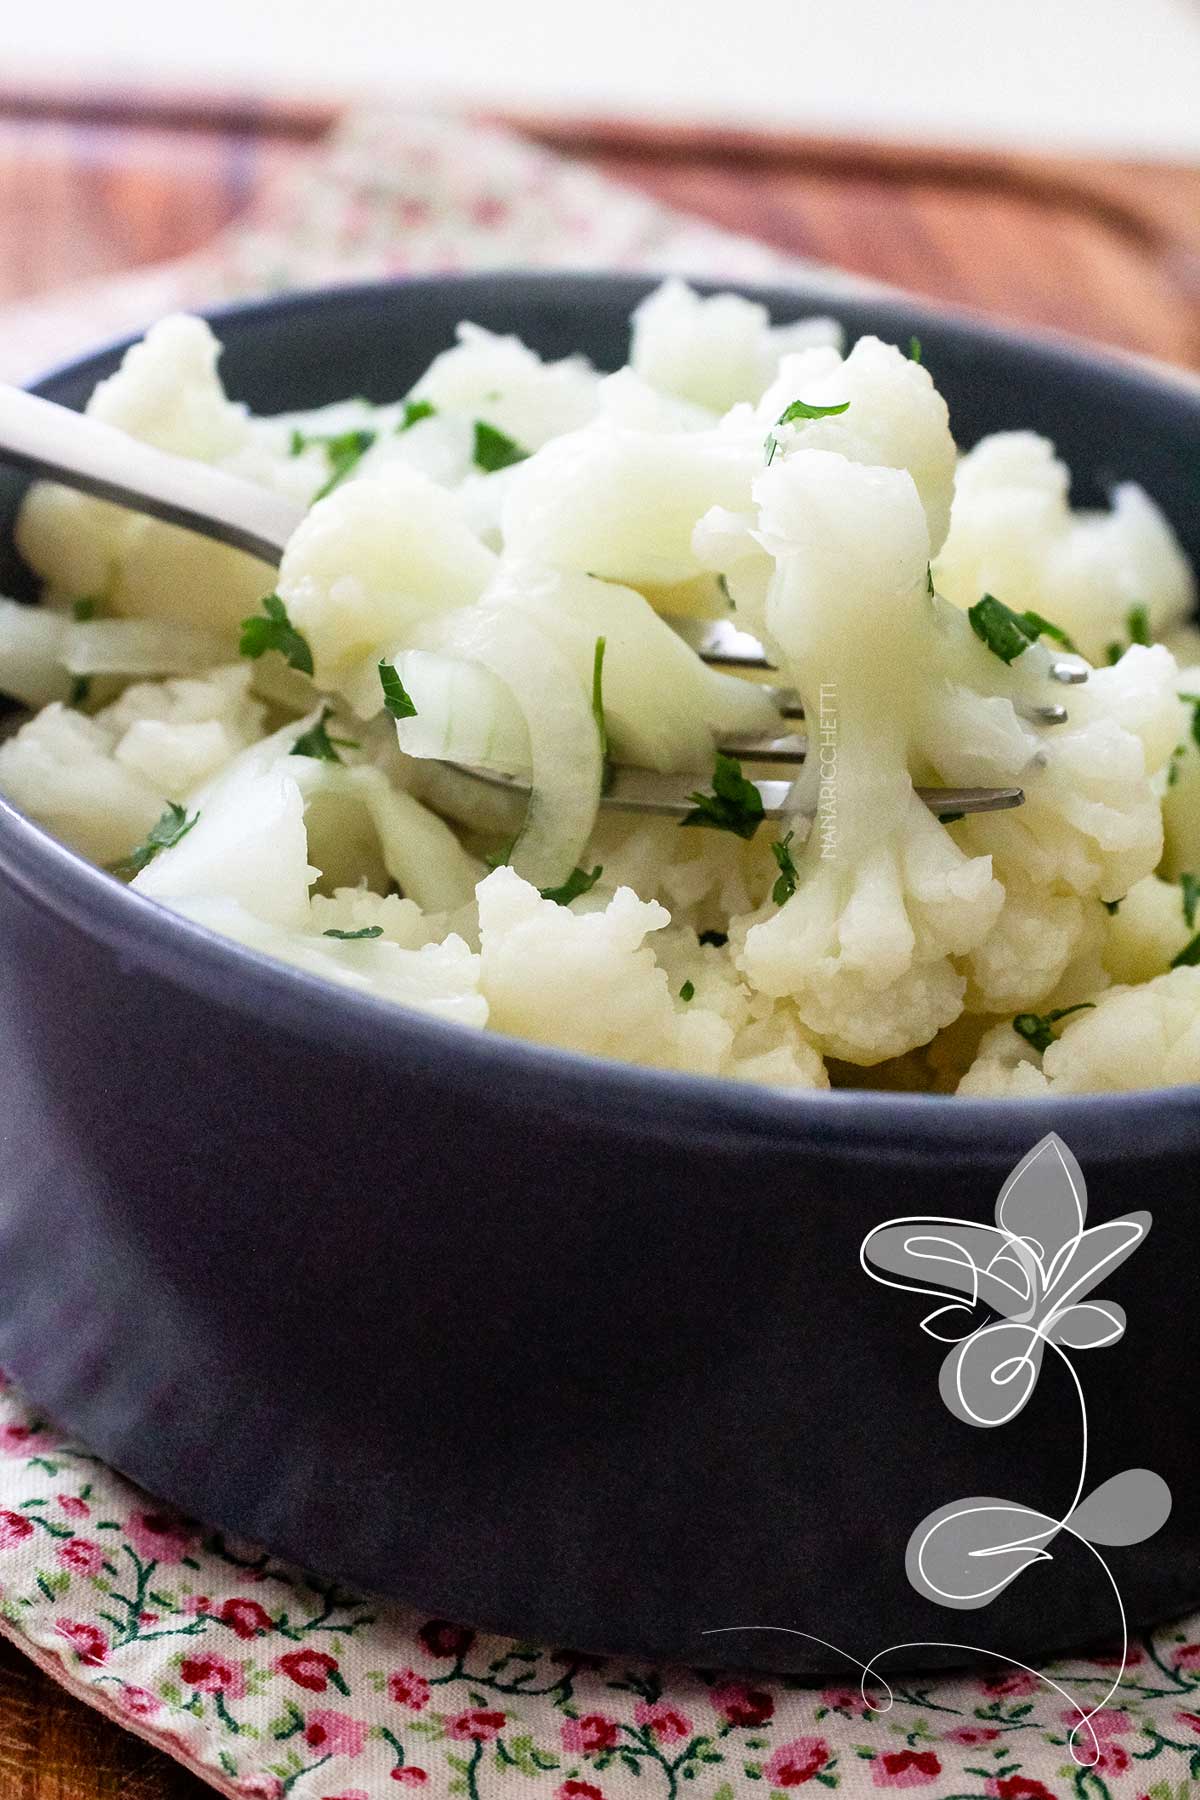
3,267,1200,1166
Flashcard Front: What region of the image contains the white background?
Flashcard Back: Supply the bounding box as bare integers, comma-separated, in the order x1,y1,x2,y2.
7,0,1200,159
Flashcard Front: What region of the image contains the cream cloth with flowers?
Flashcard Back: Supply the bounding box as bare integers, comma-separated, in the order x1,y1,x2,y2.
2,105,1200,1800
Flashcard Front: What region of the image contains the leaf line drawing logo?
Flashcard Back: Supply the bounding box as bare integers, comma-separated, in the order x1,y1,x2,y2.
705,1134,1171,1767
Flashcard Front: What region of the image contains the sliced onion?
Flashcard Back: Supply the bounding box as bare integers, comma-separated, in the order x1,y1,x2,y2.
64,618,228,676
0,598,68,708
387,649,531,775
417,601,602,888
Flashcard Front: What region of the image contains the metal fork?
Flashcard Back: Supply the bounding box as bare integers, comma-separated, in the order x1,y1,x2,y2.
0,383,1033,820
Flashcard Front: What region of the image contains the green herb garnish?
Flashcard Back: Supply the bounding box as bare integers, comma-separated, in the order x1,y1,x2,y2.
239,594,315,676
398,398,436,432
680,752,765,840
1106,604,1154,664
323,926,384,940
378,660,418,720
473,420,529,473
909,336,922,363
1179,693,1200,751
1182,873,1200,931
770,830,799,905
680,979,696,1003
291,706,359,763
968,594,1077,664
71,597,98,622
539,865,603,906
591,636,609,761
1012,1002,1096,1055
1172,935,1200,968
764,395,851,465
109,802,198,879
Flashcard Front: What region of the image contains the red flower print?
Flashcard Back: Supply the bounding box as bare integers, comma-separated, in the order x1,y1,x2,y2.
125,1510,194,1565
1093,1745,1131,1776
218,1597,275,1640
711,1682,774,1727
634,1701,691,1743
764,1736,832,1787
0,1509,34,1549
0,1421,46,1456
873,1749,942,1788
119,1686,162,1718
417,1618,474,1659
57,1537,104,1576
325,1792,369,1800
1175,1645,1200,1670
562,1713,620,1754
236,1779,283,1800
985,1780,1057,1800
180,1653,245,1698
821,1685,880,1713
982,1668,1038,1698
387,1668,431,1711
559,1784,604,1800
392,1772,428,1786
57,1496,90,1520
303,1710,368,1757
54,1619,108,1666
1060,1708,1129,1739
446,1708,506,1743
277,1648,340,1693
184,1595,211,1614
1176,1712,1200,1735
946,1726,1002,1746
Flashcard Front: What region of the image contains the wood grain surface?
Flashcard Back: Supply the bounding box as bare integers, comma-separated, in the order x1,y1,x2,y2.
0,82,1196,1799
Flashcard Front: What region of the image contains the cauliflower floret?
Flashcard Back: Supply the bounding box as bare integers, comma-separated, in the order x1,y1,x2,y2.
0,664,263,864
630,278,841,415
276,466,496,700
410,323,599,452
1162,668,1200,882
961,967,1200,1093
934,432,1195,665
756,334,957,552
135,766,315,929
1103,875,1193,985
88,314,250,460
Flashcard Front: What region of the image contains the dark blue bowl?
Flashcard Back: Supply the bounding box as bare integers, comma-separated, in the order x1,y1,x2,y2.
0,274,1198,1676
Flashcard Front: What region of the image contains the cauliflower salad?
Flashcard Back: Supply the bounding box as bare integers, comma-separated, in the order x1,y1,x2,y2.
2,279,1199,1096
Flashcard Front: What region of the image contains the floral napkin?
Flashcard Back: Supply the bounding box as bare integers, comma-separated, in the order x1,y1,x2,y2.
1,103,1198,1800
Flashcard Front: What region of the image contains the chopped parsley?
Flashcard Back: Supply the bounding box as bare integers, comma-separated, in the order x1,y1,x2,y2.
698,930,728,948
968,594,1077,664
770,830,799,905
291,706,359,763
473,420,529,473
1105,604,1153,664
109,802,198,879
323,925,383,940
289,426,378,500
679,979,696,1003
680,752,765,841
378,660,418,720
764,395,850,464
539,865,603,906
239,594,315,677
909,336,922,363
1012,1002,1095,1055
1168,742,1187,786
398,398,436,432
1172,935,1200,969
591,636,609,761
71,597,99,622
1182,872,1200,931
1179,692,1200,750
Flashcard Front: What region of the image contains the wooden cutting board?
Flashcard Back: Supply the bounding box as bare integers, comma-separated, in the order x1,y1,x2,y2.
0,82,1196,1800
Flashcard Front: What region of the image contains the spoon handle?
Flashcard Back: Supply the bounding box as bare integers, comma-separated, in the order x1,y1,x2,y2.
0,384,303,566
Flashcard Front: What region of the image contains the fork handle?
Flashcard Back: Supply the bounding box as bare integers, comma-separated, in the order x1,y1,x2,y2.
0,384,302,566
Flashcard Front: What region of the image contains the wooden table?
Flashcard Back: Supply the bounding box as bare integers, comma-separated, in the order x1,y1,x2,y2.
0,85,1197,1798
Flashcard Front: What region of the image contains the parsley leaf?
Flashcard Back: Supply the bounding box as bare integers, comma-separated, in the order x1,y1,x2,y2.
770,830,799,905
378,660,418,720
908,336,922,363
323,925,383,940
592,636,609,761
71,597,99,622
109,802,198,879
539,865,603,906
473,420,529,473
239,594,314,676
291,706,358,763
398,398,436,432
1105,604,1154,664
1182,873,1200,931
1179,693,1200,751
698,930,728,948
764,395,851,465
680,752,765,840
1172,935,1200,968
1012,1002,1095,1055
679,979,695,1003
968,594,1076,664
